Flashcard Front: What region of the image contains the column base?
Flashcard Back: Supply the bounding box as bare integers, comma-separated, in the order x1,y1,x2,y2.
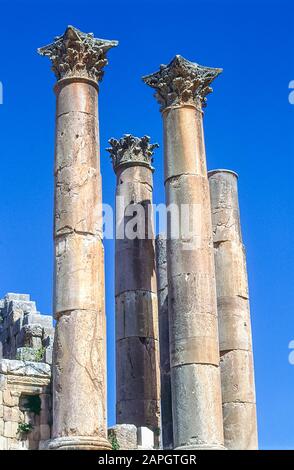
174,444,226,450
43,436,112,450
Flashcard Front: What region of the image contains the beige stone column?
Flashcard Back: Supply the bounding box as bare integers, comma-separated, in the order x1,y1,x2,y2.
208,169,258,449
143,55,224,450
107,135,160,436
155,234,173,449
38,26,118,450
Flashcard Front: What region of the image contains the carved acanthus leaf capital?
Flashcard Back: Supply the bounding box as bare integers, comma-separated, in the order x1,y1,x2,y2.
142,55,222,111
107,135,158,172
38,25,118,82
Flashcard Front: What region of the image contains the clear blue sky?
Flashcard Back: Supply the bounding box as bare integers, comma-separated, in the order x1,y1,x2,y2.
0,0,293,449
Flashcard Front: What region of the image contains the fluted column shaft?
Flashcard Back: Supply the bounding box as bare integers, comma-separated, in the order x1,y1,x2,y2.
208,170,258,449
108,136,160,437
38,26,118,450
143,56,224,450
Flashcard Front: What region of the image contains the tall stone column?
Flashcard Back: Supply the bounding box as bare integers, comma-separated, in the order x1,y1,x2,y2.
143,55,224,450
38,26,118,450
107,135,161,436
208,170,258,449
155,234,173,449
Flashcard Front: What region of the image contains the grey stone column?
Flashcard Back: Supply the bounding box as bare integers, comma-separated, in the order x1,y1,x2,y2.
208,170,258,449
143,55,224,450
155,234,173,449
107,135,161,436
38,26,118,450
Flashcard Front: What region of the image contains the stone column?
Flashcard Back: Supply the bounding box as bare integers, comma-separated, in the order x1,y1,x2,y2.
107,135,161,436
38,26,118,450
208,169,258,449
155,234,173,449
143,55,224,450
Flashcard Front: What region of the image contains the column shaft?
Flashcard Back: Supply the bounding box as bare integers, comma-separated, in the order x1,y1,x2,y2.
208,170,258,449
164,105,224,449
143,55,224,450
52,79,109,449
155,234,173,449
108,136,160,436
38,26,118,450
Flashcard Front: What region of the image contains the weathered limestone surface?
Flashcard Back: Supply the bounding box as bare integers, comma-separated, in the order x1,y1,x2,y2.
155,234,173,449
0,359,52,450
143,56,224,450
208,170,258,449
0,293,54,364
108,135,160,438
38,26,118,450
107,424,155,450
108,424,137,450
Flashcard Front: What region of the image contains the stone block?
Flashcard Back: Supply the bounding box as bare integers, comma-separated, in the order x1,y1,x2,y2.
0,374,6,390
218,297,252,351
0,358,51,377
43,347,53,365
3,405,20,422
40,407,51,425
40,424,51,440
171,363,223,449
23,314,53,329
43,327,55,338
0,436,8,450
115,241,157,295
116,291,158,340
220,350,255,404
55,234,104,314
223,402,258,450
28,440,39,450
3,421,18,438
12,318,22,336
116,399,159,432
8,309,23,326
137,427,154,450
3,389,13,406
116,337,160,401
24,324,43,338
5,293,30,302
108,424,137,450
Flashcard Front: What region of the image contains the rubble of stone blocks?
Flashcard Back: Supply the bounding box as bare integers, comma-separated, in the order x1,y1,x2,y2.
108,424,154,450
0,293,54,365
0,359,52,450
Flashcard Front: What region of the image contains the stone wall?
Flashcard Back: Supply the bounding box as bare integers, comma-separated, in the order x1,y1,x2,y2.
0,293,54,364
0,359,52,450
0,293,54,450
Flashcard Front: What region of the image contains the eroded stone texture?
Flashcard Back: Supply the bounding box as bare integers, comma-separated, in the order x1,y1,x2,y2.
108,135,160,439
155,234,173,449
208,170,258,449
38,26,118,450
0,359,52,450
143,56,224,450
0,294,54,364
108,424,137,450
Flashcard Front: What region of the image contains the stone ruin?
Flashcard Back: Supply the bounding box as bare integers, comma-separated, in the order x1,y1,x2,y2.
0,293,54,364
0,26,258,450
0,294,53,450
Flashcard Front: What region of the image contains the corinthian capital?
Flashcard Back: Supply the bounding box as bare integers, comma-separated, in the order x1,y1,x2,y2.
143,55,222,111
107,135,159,172
38,25,118,82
